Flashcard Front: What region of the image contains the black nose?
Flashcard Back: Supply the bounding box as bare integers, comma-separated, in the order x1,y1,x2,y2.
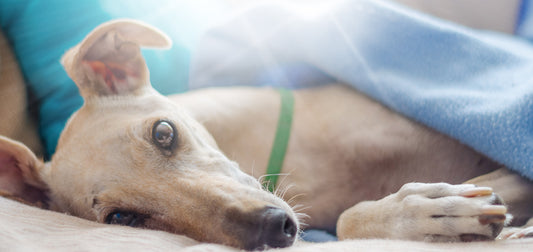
246,207,297,250
262,207,298,248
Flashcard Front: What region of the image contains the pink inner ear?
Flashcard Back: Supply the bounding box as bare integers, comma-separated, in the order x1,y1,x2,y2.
0,154,25,195
0,153,15,173
83,60,139,94
0,153,48,206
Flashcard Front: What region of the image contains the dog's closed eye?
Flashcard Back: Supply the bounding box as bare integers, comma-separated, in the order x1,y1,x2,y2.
152,120,178,153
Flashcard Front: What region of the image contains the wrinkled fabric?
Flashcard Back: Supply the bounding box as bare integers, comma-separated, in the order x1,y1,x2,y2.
190,0,533,180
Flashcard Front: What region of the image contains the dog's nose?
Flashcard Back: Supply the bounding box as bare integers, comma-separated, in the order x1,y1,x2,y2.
245,207,297,250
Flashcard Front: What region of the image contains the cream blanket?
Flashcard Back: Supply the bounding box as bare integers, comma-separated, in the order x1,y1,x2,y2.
1,197,530,252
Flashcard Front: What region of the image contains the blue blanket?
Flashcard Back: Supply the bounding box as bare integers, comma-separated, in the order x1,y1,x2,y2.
189,0,533,181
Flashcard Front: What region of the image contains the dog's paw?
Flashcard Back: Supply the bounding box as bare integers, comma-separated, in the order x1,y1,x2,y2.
392,183,506,242
498,226,533,239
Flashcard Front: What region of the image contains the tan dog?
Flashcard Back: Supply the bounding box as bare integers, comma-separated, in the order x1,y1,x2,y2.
1,20,532,250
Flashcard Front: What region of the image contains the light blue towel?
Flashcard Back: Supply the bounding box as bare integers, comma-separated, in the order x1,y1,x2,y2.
189,0,533,180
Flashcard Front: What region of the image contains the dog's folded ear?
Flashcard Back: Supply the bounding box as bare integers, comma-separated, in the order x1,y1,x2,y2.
0,136,49,206
61,19,172,98
0,136,47,207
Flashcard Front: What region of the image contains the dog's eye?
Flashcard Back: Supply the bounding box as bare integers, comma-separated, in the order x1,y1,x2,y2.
152,120,176,149
105,211,142,227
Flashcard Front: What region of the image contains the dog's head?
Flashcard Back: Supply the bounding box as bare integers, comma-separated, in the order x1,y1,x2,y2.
0,19,297,250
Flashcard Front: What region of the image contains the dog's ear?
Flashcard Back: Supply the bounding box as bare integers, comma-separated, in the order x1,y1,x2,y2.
0,136,49,205
61,19,171,98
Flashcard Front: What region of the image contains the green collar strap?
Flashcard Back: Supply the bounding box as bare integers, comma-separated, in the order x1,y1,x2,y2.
263,88,294,193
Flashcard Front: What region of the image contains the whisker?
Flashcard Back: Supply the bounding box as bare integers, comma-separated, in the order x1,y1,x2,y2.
294,211,311,230
274,175,291,198
257,172,291,183
258,172,292,192
273,165,300,197
292,204,311,214
286,193,306,205
287,194,311,231
249,160,256,178
274,182,293,199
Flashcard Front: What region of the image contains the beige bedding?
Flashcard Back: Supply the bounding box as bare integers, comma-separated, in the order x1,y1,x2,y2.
1,197,531,251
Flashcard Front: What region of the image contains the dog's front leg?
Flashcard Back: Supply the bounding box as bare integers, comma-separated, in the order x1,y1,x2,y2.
337,183,506,242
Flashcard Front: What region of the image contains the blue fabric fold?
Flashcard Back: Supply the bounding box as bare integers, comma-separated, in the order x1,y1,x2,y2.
190,0,533,180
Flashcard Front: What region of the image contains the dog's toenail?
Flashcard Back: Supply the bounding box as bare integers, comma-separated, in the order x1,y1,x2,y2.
481,205,507,215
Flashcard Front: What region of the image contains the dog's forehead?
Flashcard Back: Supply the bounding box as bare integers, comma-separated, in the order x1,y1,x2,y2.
56,94,196,154
71,94,190,127
84,92,183,115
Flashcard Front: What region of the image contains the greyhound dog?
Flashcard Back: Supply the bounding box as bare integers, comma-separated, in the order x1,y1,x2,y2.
1,20,532,250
